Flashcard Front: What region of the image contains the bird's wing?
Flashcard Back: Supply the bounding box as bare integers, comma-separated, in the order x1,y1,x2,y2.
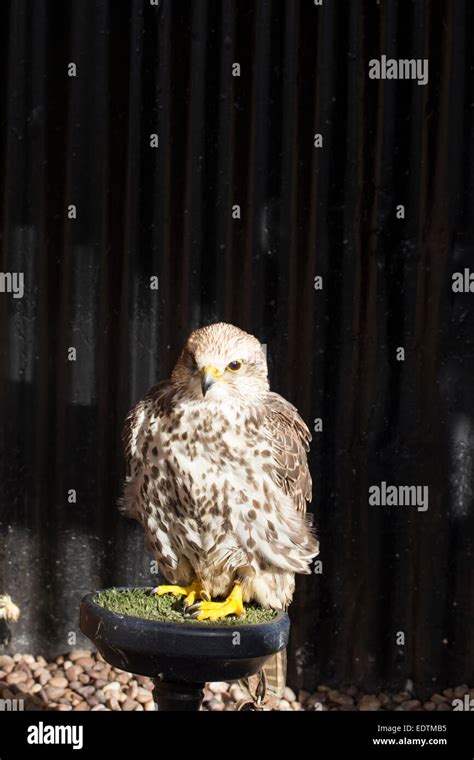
121,399,146,477
122,381,174,464
120,381,175,517
261,391,312,512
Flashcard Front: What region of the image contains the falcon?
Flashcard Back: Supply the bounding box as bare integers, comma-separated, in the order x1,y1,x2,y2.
119,323,319,621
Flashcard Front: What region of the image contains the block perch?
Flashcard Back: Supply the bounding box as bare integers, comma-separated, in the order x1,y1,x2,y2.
80,587,289,711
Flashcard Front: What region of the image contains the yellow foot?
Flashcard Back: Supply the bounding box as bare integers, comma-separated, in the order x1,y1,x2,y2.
188,583,245,621
151,580,210,610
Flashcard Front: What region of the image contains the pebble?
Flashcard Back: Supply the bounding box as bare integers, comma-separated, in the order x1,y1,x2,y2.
431,693,448,704
49,676,68,689
73,702,89,711
46,687,66,701
38,689,49,704
103,681,121,693
6,671,27,684
229,684,246,702
358,695,381,711
2,651,472,713
122,698,138,711
66,666,81,682
209,681,228,694
400,700,421,710
392,691,410,704
69,650,93,661
74,657,94,669
136,687,153,704
283,686,296,702
80,686,96,699
328,690,354,706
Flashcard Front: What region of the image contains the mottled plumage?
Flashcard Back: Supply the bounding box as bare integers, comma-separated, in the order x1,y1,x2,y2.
119,323,319,610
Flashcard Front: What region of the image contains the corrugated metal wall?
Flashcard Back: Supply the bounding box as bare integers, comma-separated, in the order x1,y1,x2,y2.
0,0,473,694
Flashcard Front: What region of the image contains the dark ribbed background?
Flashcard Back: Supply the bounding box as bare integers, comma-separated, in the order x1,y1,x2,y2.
0,0,473,694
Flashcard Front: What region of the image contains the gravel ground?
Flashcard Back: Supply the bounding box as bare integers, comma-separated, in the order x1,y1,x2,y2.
0,651,471,711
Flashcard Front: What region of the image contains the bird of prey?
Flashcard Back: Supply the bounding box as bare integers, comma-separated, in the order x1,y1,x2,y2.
119,323,319,623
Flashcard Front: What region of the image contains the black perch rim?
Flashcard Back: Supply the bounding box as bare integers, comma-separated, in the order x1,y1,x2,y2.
79,587,290,683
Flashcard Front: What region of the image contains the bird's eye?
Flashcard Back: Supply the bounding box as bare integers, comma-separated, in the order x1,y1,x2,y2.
226,360,242,372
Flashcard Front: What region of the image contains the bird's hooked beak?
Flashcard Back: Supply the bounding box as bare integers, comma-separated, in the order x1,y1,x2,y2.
200,365,223,397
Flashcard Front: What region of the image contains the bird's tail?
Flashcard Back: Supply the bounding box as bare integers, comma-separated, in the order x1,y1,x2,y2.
237,649,287,710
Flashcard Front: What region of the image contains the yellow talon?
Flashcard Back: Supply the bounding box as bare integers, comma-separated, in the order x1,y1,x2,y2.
192,583,245,621
151,580,208,608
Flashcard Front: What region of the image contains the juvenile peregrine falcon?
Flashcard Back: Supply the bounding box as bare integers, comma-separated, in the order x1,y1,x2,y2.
120,323,319,621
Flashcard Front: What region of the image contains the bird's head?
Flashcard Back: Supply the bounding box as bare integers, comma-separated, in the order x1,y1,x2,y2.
171,323,269,403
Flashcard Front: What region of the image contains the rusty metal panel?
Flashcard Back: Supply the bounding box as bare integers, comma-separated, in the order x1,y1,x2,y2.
0,0,473,694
